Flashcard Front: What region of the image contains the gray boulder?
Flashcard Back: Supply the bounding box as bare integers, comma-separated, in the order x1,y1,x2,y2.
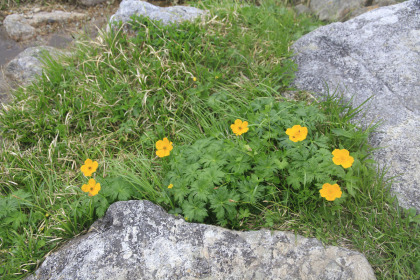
26,11,87,27
3,11,87,41
3,14,36,41
26,200,376,280
5,46,66,87
292,0,420,211
109,0,207,27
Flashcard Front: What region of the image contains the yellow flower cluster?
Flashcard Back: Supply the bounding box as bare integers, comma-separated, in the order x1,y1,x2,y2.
316,149,354,201
80,159,100,197
160,119,355,203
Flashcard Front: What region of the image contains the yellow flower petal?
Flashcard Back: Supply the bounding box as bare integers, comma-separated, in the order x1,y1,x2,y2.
89,182,101,196
168,184,173,189
332,149,354,168
81,183,90,193
341,156,354,168
156,140,165,150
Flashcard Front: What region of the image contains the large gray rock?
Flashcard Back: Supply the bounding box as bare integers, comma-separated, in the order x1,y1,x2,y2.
109,0,207,27
5,46,66,86
26,200,376,280
292,0,420,211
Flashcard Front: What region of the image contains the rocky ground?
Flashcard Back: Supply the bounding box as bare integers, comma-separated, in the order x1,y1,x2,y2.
0,1,121,65
0,0,173,104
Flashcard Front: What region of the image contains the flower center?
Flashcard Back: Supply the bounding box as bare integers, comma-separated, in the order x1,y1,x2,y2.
90,187,94,191
163,146,167,150
238,126,242,131
88,166,92,170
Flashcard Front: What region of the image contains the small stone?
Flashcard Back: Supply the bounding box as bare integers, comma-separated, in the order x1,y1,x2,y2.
27,11,87,27
109,0,208,28
3,14,36,41
294,4,311,15
5,46,66,86
33,7,41,13
79,0,108,6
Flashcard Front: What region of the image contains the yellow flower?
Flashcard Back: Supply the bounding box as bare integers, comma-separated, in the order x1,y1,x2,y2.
332,149,354,168
285,125,308,142
215,75,219,79
320,183,342,201
230,119,249,136
81,178,101,197
168,184,173,189
156,137,173,158
81,159,98,177
193,77,197,82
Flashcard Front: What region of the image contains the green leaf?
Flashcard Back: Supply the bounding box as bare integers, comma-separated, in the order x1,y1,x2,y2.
238,208,251,219
190,179,213,202
173,183,190,204
286,170,303,190
238,180,263,204
201,167,225,185
274,158,288,170
96,198,110,218
3,211,28,230
103,177,134,201
227,155,252,175
182,198,208,222
199,152,227,168
209,187,240,221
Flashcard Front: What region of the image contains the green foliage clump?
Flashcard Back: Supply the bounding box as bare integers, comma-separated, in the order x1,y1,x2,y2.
161,98,367,227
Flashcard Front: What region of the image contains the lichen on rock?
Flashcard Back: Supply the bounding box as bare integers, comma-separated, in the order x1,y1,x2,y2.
25,200,376,280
